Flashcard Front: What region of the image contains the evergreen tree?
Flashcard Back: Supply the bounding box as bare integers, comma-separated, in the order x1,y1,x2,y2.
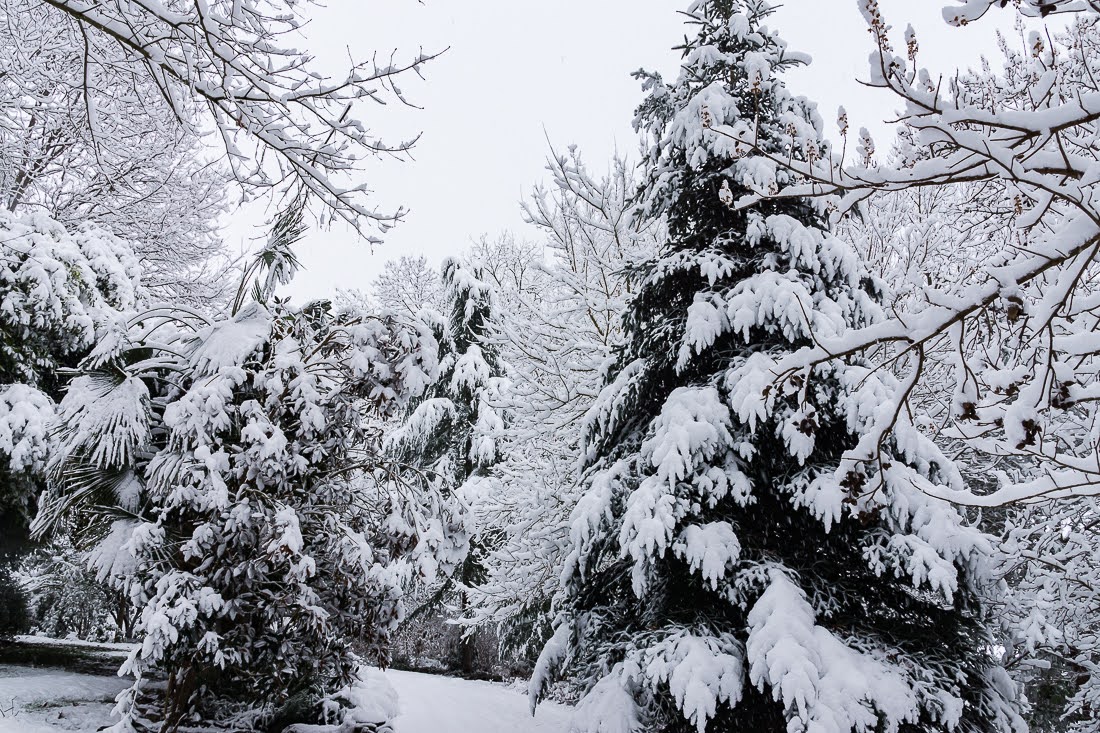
389,258,507,674
530,3,1024,732
0,563,30,638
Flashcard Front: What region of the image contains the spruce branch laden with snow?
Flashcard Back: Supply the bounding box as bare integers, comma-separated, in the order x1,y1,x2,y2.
710,6,1100,721
714,2,1100,508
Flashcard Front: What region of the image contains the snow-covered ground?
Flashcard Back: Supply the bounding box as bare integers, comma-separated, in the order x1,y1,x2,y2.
12,636,134,654
0,666,129,733
387,670,569,733
0,662,570,733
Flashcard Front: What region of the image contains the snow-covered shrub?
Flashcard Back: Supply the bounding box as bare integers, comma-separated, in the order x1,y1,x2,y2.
279,668,400,733
37,294,466,730
16,538,132,642
0,210,142,388
0,383,56,540
0,210,142,544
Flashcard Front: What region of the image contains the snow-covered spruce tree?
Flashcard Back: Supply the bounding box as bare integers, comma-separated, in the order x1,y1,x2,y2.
388,258,506,674
530,4,1023,732
35,227,463,729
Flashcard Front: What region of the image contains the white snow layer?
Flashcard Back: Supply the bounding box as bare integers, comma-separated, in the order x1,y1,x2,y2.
0,664,571,733
0,666,130,733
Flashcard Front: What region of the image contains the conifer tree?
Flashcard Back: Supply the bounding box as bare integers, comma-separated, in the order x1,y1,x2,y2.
391,259,505,485
389,258,507,673
530,3,1024,732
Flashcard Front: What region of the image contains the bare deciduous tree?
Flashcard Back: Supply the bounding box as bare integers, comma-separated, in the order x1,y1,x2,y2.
33,0,439,239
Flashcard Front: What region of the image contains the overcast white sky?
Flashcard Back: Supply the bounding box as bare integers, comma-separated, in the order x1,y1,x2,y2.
263,1,1036,302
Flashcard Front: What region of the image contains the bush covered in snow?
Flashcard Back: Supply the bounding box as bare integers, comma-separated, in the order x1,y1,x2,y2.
16,538,134,642
0,210,142,553
35,288,467,730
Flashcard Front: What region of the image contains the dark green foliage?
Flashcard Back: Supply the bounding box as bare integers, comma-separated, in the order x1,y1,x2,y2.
0,564,30,638
1019,653,1085,733
264,691,322,733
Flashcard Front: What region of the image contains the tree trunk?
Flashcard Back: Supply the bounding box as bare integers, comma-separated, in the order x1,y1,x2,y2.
458,589,475,676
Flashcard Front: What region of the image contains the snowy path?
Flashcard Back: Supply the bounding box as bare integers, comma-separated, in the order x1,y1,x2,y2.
0,664,570,733
385,670,570,733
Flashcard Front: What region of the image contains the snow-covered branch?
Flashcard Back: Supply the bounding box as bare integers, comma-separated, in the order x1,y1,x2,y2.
708,2,1100,506
0,0,233,303
38,0,438,237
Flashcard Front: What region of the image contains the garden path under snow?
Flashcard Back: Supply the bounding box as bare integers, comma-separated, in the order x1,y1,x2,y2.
0,661,570,733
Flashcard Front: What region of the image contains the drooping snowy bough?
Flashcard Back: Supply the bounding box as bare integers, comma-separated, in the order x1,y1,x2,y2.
35,0,437,237
530,3,1025,732
0,0,231,305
